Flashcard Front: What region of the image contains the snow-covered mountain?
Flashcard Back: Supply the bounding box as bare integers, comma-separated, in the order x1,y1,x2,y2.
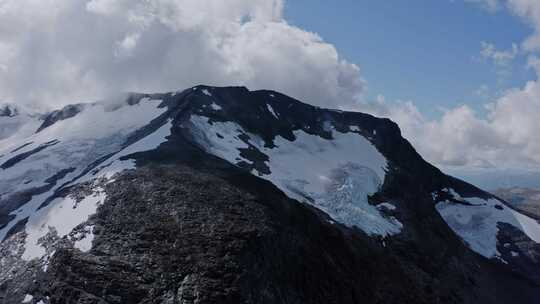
1,86,539,303
0,104,40,141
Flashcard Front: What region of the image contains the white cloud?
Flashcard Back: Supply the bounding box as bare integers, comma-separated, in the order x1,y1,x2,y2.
480,41,519,66
0,0,365,109
358,62,540,170
505,0,540,51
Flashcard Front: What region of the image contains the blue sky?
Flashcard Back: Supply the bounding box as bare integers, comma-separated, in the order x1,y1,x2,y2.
283,1,540,188
285,0,533,118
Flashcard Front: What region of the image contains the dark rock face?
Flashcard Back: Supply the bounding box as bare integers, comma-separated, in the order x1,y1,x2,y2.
1,140,59,170
0,105,19,118
1,86,539,303
25,162,538,304
36,104,86,133
0,166,74,232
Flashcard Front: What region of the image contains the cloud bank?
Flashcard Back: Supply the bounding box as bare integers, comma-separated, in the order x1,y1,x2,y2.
0,0,365,109
2,0,540,173
360,74,540,170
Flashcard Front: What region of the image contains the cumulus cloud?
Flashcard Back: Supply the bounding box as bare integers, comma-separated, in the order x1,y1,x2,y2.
0,0,365,109
358,61,540,170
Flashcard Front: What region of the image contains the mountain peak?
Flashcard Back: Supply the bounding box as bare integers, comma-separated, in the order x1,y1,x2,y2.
0,103,22,117
0,86,539,303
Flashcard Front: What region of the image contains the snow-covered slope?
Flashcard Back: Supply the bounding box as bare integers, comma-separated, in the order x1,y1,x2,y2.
4,85,538,262
435,188,540,260
182,86,540,267
0,104,41,141
188,114,402,236
1,85,406,271
1,86,540,303
0,98,172,263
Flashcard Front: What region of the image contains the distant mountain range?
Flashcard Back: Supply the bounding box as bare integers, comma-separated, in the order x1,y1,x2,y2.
493,187,540,220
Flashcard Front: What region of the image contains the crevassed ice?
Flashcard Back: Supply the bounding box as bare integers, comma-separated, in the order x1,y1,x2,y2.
314,163,402,236
436,189,540,258
189,115,401,236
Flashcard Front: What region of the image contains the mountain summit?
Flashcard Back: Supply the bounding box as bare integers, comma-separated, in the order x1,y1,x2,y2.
0,86,539,303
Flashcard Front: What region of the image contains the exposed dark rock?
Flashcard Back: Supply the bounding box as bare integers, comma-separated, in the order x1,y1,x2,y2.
0,105,19,117
0,140,59,170
2,217,28,242
10,142,33,153
36,104,86,133
0,167,76,232
34,160,539,304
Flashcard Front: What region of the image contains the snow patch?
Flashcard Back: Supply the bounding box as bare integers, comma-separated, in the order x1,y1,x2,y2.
72,120,172,184
189,116,249,164
266,104,279,119
0,100,168,244
210,102,222,111
73,225,95,252
322,121,333,132
441,188,463,200
202,89,212,96
436,190,540,258
377,202,397,211
41,250,55,272
22,188,106,260
188,115,399,236
22,294,33,303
